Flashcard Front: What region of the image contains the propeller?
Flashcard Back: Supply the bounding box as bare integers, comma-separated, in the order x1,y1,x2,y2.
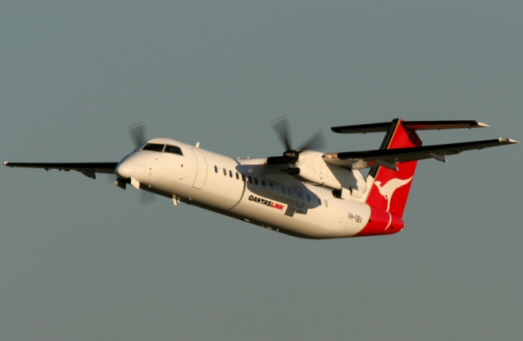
114,122,156,205
129,122,146,148
107,173,116,184
268,117,325,164
139,191,156,206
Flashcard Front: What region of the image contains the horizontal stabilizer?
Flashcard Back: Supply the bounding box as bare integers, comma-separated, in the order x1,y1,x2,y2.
332,120,489,134
324,138,519,169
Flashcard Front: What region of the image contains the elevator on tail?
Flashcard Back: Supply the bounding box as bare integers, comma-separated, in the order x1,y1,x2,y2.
4,118,519,239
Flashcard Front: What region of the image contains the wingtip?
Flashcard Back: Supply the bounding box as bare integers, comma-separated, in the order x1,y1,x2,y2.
499,138,520,144
4,161,9,166
477,122,490,128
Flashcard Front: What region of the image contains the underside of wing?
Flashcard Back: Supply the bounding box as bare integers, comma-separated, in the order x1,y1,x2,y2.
3,162,118,179
323,138,519,169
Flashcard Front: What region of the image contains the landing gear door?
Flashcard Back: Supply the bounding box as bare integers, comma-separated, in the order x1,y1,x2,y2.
192,148,207,189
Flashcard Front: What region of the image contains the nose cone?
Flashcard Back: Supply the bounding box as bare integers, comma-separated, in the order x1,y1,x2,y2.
116,159,135,179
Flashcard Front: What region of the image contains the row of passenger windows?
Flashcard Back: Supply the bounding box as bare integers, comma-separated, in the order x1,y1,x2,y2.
142,143,183,156
214,165,321,204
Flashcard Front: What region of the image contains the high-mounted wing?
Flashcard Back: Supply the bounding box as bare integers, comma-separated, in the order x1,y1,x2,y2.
3,162,118,179
323,138,519,170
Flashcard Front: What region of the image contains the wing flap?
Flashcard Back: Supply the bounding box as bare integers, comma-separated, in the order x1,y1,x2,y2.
324,138,519,169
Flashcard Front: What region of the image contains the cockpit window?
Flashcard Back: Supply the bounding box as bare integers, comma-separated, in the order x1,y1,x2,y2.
165,145,183,156
142,143,165,152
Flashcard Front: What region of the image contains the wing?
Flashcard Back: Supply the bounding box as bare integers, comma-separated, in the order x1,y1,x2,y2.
3,162,118,179
323,138,519,169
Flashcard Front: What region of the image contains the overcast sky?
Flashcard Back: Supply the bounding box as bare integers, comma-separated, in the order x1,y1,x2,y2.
1,2,522,340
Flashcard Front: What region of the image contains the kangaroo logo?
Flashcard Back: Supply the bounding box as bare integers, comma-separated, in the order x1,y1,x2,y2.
374,177,413,211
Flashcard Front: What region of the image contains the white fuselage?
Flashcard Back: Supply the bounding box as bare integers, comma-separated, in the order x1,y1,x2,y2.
117,138,372,239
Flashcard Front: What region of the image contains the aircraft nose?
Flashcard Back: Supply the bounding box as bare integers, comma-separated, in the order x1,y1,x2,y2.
116,159,135,179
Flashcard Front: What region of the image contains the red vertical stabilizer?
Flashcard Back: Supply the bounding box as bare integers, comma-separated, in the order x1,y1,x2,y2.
357,119,422,236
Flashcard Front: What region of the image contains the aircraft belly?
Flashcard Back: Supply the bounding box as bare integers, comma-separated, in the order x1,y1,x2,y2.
227,187,373,238
227,195,325,238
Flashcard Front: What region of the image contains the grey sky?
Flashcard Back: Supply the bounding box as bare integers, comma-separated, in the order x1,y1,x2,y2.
1,2,522,340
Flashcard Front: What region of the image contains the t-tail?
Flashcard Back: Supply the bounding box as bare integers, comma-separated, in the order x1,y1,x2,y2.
356,119,421,236
329,118,500,236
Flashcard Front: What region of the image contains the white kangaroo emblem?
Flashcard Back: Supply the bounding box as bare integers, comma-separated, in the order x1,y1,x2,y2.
374,177,413,211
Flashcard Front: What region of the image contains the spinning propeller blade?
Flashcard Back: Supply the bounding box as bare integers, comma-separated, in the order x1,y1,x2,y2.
297,130,325,152
140,191,156,206
269,117,325,164
272,117,292,151
124,122,156,205
129,122,146,148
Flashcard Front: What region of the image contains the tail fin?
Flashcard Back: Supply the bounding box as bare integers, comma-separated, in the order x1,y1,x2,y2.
365,119,422,218
329,118,498,237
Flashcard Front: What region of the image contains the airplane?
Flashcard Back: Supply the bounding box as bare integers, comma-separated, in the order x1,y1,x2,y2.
4,118,519,239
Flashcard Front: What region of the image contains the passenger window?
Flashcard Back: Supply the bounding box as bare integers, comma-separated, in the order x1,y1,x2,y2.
281,187,286,194
215,166,218,173
165,145,183,155
236,172,239,180
270,183,274,190
262,180,266,188
142,143,165,152
223,168,227,176
254,178,258,185
248,176,252,184
287,188,292,196
242,174,246,182
229,170,233,178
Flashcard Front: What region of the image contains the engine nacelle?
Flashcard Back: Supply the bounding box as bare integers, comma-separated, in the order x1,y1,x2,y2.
287,165,342,189
291,150,368,197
